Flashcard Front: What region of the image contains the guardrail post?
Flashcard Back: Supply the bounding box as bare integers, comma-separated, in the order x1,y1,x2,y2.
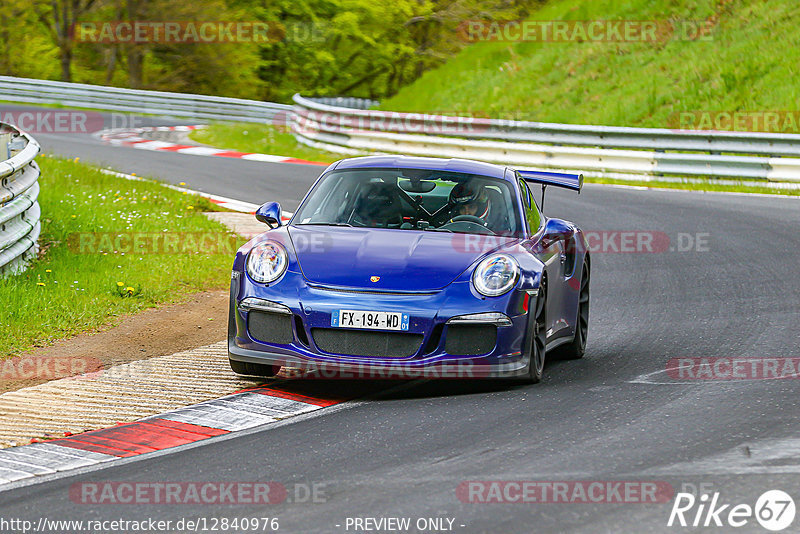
0,132,9,161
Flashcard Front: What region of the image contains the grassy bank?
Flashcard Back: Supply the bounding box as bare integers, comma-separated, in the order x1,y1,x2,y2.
381,0,800,131
0,156,243,357
190,123,341,164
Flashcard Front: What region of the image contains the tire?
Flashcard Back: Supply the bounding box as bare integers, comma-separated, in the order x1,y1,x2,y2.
555,259,590,360
523,276,547,384
229,359,282,377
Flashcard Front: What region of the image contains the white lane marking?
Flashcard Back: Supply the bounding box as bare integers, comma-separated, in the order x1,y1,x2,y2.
106,137,146,145
629,366,791,385
0,466,33,484
210,392,317,416
240,153,292,162
130,140,177,150
173,146,226,156
0,446,102,472
628,367,701,385
157,405,278,432
153,389,324,432
31,443,117,463
0,455,55,475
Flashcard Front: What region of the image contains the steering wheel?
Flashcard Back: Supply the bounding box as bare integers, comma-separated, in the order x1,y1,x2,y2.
450,214,486,225
440,220,496,236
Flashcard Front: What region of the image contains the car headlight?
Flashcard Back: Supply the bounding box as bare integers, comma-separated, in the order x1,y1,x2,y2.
472,254,519,297
246,241,288,283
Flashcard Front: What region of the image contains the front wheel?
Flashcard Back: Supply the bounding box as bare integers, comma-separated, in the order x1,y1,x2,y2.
555,259,590,360
229,359,282,377
523,278,547,383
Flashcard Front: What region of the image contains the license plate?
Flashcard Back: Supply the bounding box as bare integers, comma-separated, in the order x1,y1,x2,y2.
331,310,409,331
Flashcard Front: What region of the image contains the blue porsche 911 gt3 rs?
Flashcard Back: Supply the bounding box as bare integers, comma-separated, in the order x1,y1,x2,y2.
228,155,590,382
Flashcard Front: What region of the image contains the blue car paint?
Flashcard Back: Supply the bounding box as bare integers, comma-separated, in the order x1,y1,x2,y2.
228,156,588,377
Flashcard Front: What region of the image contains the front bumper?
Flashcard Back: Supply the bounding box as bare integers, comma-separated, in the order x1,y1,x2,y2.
228,270,536,378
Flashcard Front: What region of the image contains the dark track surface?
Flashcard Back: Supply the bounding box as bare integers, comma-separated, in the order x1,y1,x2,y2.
2,105,800,533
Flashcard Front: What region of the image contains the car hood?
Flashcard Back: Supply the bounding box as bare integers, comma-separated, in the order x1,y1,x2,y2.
288,226,521,291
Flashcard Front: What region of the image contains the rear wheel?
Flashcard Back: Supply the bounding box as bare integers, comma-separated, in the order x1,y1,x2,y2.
523,277,547,383
229,359,282,377
555,259,590,360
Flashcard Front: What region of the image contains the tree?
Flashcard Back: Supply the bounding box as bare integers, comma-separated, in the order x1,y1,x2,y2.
33,0,101,82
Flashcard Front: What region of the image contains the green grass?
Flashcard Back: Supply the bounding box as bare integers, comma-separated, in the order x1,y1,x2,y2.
381,0,800,131
0,156,244,358
190,123,341,164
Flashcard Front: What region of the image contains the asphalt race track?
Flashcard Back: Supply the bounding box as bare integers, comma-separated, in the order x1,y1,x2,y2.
2,105,800,533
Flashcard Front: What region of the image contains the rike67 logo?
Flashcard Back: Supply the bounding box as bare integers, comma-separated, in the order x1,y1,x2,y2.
668,489,795,531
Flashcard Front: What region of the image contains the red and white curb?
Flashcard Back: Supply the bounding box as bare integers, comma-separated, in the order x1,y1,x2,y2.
99,126,327,166
0,385,346,486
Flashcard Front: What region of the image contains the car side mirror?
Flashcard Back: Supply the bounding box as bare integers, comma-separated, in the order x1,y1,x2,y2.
255,201,282,228
541,218,572,248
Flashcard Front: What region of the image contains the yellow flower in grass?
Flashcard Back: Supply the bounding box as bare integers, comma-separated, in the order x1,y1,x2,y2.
126,286,135,293
116,282,124,287
45,269,52,273
187,206,194,210
36,282,45,286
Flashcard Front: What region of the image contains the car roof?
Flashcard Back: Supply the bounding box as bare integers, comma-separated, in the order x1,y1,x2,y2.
331,155,511,181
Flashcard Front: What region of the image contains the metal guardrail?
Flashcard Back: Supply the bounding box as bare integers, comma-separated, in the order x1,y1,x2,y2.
0,123,41,276
2,76,798,182
0,76,291,123
291,95,800,182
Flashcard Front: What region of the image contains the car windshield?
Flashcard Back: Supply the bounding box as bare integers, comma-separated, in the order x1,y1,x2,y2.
292,168,521,236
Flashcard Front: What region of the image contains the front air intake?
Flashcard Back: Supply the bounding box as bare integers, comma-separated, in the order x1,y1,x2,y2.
312,329,423,358
445,324,497,356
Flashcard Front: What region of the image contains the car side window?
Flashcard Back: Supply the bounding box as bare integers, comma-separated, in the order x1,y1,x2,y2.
518,177,541,232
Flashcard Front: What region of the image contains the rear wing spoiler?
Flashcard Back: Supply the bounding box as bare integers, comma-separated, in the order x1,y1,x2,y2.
518,170,583,193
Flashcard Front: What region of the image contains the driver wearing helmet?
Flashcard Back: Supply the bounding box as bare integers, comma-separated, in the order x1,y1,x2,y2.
442,181,511,233
449,182,491,220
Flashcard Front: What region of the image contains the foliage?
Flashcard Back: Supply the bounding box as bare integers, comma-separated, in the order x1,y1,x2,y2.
1,0,532,101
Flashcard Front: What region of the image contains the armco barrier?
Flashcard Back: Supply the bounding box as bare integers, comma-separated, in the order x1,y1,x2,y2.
291,95,800,182
0,76,290,123
1,76,798,182
0,123,41,276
